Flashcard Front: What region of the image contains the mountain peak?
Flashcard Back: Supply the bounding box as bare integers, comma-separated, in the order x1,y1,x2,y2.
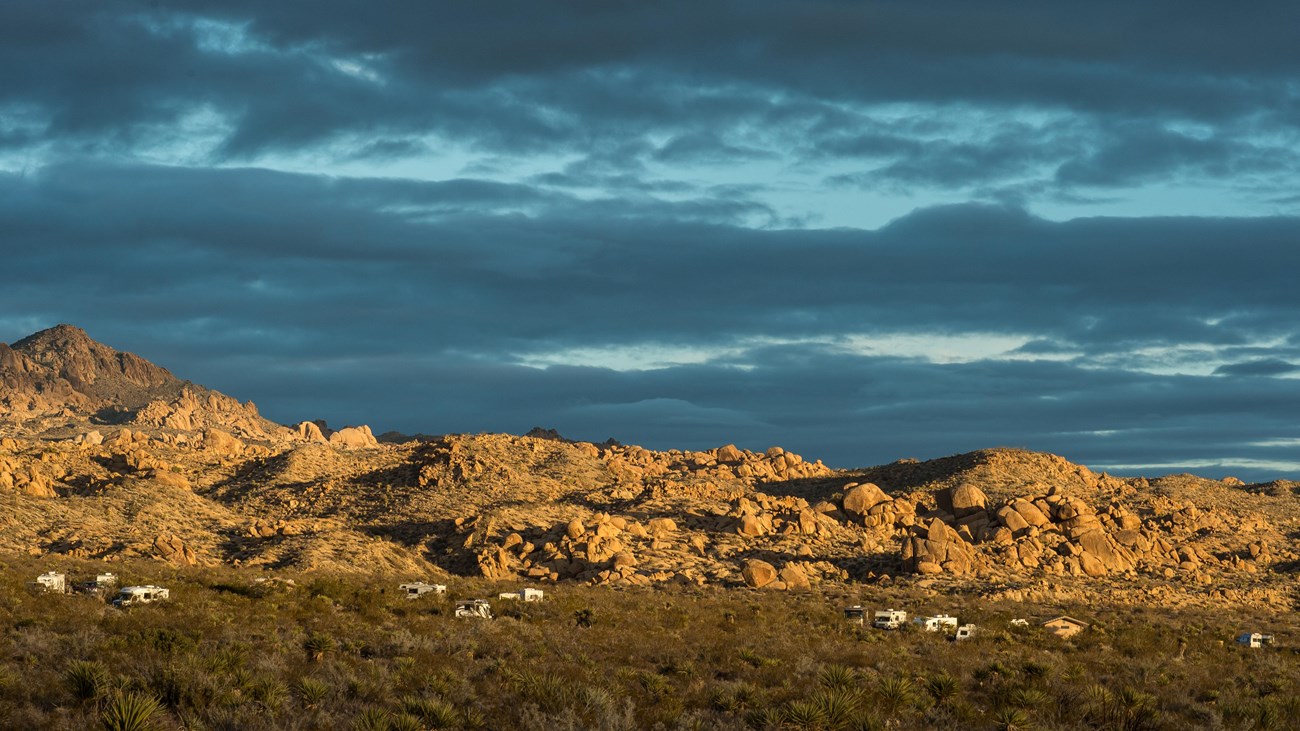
1,325,280,439
11,324,178,404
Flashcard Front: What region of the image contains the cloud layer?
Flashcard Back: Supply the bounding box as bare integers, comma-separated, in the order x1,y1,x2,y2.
1,4,1297,480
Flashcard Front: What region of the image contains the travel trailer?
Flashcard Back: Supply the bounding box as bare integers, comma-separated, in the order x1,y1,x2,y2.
913,615,959,633
843,605,867,625
498,588,545,602
873,609,908,630
33,572,67,594
955,624,978,640
454,599,493,619
399,582,447,599
112,585,170,608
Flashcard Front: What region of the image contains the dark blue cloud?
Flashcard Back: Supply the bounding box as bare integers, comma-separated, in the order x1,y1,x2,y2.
1213,359,1300,377
1,162,1299,479
2,4,1299,481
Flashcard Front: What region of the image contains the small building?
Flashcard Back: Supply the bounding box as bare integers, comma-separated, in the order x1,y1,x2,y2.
843,605,867,625
34,572,67,593
400,582,447,599
112,585,169,608
913,614,959,633
955,624,978,640
454,599,493,619
498,588,544,602
873,609,908,630
1237,632,1275,649
1042,616,1088,639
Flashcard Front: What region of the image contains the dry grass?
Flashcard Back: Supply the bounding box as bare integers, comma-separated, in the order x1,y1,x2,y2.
0,557,1297,730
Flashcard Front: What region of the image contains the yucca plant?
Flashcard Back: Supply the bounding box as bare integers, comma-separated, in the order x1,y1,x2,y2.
296,677,331,709
783,698,830,729
304,632,337,662
251,678,289,710
100,691,163,731
401,695,459,728
745,705,784,730
636,670,670,700
1008,687,1049,709
993,707,1034,731
818,664,859,692
388,712,425,731
923,672,959,705
352,707,391,731
874,676,917,720
66,659,109,702
809,687,862,730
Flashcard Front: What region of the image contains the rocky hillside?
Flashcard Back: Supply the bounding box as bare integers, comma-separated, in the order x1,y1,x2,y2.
0,325,285,440
0,325,1297,610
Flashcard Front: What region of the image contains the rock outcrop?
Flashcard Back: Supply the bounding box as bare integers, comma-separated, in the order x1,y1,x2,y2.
329,425,378,449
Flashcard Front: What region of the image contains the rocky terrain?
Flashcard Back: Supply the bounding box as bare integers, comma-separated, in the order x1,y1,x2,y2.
2,325,1298,609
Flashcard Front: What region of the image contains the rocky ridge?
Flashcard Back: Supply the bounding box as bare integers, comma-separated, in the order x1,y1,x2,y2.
0,326,1297,609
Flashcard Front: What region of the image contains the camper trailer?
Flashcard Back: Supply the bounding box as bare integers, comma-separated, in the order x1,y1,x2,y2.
843,605,867,625
33,572,67,594
399,582,447,599
1236,632,1275,649
873,609,908,630
955,624,978,640
112,585,169,608
913,615,959,633
454,599,493,619
498,588,545,602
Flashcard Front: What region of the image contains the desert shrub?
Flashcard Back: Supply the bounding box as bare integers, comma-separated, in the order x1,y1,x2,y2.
388,712,426,731
993,706,1033,731
401,695,459,728
250,677,288,711
874,675,918,720
100,691,163,731
923,672,959,705
304,632,337,662
818,664,859,692
353,707,391,731
295,677,331,709
65,659,110,702
808,687,863,729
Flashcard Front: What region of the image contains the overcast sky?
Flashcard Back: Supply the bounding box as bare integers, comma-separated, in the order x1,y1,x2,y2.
3,2,1299,480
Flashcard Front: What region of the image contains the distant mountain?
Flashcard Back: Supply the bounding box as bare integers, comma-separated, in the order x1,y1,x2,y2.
0,325,281,439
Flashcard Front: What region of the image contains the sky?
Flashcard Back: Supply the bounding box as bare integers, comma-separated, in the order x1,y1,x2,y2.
2,2,1299,481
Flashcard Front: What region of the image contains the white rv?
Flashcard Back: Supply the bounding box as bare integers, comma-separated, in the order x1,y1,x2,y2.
498,588,544,602
400,582,447,599
913,615,959,633
1236,632,1275,649
113,585,170,607
955,624,978,640
873,609,908,630
843,605,867,625
454,599,493,619
34,572,67,594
